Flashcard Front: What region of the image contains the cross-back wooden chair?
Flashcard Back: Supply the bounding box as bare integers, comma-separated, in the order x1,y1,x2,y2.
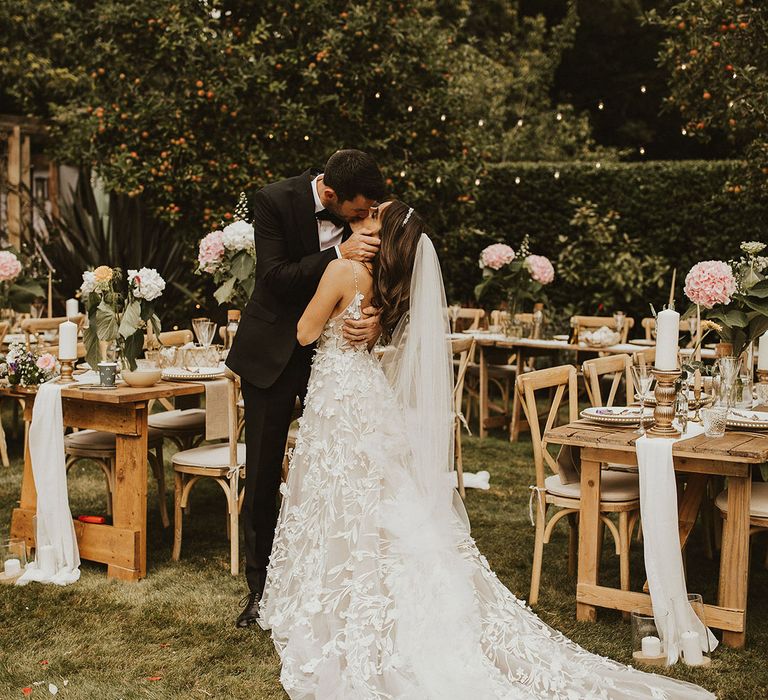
715,482,768,572
172,368,245,575
516,365,640,605
452,307,485,333
451,336,475,499
21,315,86,356
571,315,635,344
582,354,634,409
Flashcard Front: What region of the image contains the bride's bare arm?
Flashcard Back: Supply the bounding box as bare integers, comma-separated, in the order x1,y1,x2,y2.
297,261,347,346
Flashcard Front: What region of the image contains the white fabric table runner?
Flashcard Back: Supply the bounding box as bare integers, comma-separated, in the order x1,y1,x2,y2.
636,423,718,663
16,373,97,586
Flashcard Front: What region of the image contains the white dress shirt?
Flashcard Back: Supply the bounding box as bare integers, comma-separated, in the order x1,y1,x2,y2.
312,174,342,259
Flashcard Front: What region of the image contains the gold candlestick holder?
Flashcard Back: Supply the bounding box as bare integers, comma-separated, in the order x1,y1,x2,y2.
647,368,682,439
57,358,77,384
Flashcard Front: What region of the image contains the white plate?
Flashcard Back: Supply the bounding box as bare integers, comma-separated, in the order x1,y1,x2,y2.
726,409,768,430
631,339,656,347
580,406,649,425
552,334,569,342
162,366,225,381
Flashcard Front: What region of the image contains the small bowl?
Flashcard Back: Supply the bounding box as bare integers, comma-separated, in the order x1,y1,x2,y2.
121,367,162,388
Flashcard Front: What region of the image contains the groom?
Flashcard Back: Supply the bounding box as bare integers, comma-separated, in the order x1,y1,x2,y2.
226,149,386,627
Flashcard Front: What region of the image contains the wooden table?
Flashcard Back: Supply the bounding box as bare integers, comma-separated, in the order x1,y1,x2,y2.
545,419,768,648
471,334,715,440
5,380,204,582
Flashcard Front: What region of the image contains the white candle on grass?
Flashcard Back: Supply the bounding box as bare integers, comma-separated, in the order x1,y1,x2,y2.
758,330,768,371
680,630,704,666
65,298,79,318
641,635,661,657
58,321,78,361
655,308,680,371
3,558,21,576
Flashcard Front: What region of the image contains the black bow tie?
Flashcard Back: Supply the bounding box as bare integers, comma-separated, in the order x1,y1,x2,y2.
315,209,346,228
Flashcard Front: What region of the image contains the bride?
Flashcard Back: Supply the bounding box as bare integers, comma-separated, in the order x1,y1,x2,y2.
259,200,714,700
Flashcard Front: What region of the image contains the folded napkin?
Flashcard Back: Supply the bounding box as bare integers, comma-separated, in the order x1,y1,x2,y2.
636,423,718,664
452,470,491,490
16,375,93,586
204,377,229,441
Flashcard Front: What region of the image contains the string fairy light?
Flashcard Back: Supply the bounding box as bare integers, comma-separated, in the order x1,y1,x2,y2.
514,176,521,184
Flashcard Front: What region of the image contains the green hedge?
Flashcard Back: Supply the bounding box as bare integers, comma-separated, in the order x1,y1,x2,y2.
437,160,767,332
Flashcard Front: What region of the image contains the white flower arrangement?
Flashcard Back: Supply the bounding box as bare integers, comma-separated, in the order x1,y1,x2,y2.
128,267,166,302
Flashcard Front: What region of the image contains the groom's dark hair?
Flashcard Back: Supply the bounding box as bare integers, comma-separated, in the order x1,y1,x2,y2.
323,149,386,204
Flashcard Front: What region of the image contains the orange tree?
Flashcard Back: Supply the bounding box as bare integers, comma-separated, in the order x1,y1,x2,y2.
1,1,611,313
649,0,768,194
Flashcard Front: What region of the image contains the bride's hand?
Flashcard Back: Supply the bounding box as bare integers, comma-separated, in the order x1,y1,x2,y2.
343,306,381,349
339,232,380,262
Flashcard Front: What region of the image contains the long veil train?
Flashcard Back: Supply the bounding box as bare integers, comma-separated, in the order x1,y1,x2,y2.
260,234,715,699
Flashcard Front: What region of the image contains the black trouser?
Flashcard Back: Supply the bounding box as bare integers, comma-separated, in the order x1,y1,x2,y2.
240,344,313,595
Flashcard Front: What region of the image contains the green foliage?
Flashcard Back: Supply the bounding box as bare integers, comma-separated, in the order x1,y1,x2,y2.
42,172,190,320
557,198,669,311
437,159,766,327
648,1,768,193
0,0,607,239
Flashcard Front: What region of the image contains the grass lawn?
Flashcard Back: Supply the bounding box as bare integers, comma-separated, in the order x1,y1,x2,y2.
1,428,767,699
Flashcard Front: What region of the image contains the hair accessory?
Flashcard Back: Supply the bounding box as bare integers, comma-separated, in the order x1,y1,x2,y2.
402,207,414,227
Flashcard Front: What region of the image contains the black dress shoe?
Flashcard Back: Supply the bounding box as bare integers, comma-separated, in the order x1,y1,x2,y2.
236,591,261,628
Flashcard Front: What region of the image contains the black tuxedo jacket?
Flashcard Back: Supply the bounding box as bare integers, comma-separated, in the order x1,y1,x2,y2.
225,169,344,388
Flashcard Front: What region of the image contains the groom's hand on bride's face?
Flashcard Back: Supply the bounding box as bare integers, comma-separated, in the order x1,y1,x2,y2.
343,306,381,348
339,232,380,262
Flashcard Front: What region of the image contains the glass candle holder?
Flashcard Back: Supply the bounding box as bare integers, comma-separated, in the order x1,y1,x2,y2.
631,608,670,667
679,593,712,668
0,538,27,584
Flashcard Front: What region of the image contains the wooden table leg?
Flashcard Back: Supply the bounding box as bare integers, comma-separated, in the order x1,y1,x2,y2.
577,457,602,622
479,344,488,439
109,403,149,581
10,398,37,546
718,473,751,648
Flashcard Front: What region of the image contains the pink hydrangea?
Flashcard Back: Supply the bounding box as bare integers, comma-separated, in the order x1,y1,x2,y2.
0,250,22,281
684,260,737,308
36,353,56,373
526,254,555,285
198,230,225,272
480,243,515,270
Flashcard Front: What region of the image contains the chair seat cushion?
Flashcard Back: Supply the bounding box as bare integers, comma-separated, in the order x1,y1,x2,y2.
65,427,163,450
173,443,246,469
149,408,206,431
545,470,640,502
716,482,768,519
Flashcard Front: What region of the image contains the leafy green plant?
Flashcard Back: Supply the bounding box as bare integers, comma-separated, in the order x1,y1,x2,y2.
556,197,669,313
42,171,193,322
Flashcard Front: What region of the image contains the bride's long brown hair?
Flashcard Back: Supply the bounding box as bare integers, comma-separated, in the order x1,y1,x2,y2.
371,201,428,340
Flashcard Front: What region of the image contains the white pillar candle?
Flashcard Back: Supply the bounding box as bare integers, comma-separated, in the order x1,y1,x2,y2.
654,308,680,371
641,635,661,657
58,321,78,361
758,330,768,371
65,298,79,318
37,544,56,577
680,630,704,666
3,558,21,576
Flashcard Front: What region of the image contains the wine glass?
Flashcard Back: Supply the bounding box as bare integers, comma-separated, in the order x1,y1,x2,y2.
192,318,217,348
631,363,655,434
448,304,461,333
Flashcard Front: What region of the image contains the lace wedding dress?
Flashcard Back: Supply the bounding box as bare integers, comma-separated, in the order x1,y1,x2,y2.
260,241,714,700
